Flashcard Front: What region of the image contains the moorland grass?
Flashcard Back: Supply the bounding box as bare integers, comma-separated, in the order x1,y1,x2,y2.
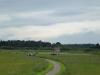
38,52,100,75
0,50,49,75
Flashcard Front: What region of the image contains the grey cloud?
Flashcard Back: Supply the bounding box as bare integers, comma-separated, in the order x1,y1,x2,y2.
0,0,100,43
50,10,84,17
0,0,100,13
1,10,100,28
48,31,100,44
0,33,15,40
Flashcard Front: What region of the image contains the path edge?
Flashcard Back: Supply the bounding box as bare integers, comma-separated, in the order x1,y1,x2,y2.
37,58,54,75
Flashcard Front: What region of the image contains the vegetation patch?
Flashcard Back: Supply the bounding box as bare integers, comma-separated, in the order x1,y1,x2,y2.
38,52,100,75
37,58,54,75
0,50,49,75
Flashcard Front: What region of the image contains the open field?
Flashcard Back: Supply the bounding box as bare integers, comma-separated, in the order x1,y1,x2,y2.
0,50,100,75
0,50,50,75
37,52,100,75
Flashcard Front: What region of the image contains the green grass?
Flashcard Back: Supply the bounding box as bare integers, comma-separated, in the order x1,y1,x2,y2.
1,50,100,75
37,52,100,75
37,59,53,75
0,50,49,75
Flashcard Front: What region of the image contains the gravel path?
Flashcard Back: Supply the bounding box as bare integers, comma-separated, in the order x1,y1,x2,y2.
45,59,61,75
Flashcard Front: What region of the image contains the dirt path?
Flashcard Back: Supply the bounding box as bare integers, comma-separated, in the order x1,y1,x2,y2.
45,59,61,75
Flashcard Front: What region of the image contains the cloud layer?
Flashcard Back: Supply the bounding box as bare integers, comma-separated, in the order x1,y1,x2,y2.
0,0,100,43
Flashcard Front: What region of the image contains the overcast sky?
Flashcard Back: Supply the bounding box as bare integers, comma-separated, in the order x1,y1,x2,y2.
0,0,100,44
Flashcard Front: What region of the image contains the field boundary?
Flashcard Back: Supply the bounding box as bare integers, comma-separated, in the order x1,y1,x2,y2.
45,58,65,75
37,59,53,75
38,57,65,75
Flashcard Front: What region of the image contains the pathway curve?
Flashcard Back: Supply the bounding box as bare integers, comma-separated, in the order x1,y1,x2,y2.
45,59,61,75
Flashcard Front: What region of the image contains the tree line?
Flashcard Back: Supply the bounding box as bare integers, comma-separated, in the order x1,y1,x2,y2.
0,40,52,50
0,40,100,52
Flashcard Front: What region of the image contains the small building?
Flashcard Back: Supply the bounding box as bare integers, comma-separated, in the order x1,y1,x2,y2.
51,42,61,55
53,46,60,55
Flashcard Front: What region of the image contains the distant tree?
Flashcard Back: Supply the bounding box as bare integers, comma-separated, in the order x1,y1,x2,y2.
0,40,52,50
56,42,61,46
95,43,100,48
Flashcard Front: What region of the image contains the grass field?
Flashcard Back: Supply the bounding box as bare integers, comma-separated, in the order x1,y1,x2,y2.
37,52,100,75
0,50,49,75
0,50,100,75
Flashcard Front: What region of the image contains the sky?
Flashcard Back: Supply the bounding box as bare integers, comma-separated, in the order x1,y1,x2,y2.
0,0,100,44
